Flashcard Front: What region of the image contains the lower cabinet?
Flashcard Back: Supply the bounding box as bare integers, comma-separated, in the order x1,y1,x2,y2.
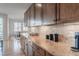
32,43,53,56
27,41,33,56
24,43,28,55
20,36,53,56
45,51,53,56
20,35,26,51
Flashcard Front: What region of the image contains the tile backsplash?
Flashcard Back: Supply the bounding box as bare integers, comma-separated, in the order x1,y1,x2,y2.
30,22,79,47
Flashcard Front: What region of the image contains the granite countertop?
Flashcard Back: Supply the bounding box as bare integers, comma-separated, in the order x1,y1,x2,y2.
31,36,74,56
21,33,78,56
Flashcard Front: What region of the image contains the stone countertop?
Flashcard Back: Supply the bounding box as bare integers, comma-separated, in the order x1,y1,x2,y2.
21,33,79,56
31,36,74,56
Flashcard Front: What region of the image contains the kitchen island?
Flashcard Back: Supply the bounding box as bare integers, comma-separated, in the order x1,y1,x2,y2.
20,33,76,56
31,36,73,56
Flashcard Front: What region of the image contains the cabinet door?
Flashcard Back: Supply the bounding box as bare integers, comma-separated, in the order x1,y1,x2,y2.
45,51,53,56
26,10,30,26
24,12,29,26
34,4,42,26
20,36,25,50
24,13,27,26
24,43,28,55
60,3,79,23
38,47,45,56
30,5,35,26
27,41,33,56
32,43,45,56
42,3,56,25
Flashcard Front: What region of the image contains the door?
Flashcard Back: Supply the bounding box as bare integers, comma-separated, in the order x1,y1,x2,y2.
42,3,56,25
34,4,42,26
60,3,79,23
30,5,35,26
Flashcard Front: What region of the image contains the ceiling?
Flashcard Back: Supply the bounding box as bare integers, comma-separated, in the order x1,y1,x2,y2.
0,3,32,20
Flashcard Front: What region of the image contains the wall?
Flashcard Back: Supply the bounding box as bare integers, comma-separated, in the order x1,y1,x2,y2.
30,22,79,47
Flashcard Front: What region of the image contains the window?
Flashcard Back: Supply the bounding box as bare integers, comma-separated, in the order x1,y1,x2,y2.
14,22,23,32
0,17,3,40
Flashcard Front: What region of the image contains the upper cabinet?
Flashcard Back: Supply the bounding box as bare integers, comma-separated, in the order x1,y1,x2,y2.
29,5,35,26
24,3,56,27
59,3,79,23
24,11,30,26
42,3,56,25
24,3,79,26
34,4,42,26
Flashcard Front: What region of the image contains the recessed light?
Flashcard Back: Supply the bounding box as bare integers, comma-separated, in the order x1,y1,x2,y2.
36,4,42,7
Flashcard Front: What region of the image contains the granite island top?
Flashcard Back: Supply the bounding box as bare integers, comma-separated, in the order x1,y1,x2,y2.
21,33,79,56
31,36,74,56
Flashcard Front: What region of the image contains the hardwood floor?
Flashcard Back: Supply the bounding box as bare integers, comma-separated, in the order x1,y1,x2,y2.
0,47,2,56
0,40,3,56
3,36,25,56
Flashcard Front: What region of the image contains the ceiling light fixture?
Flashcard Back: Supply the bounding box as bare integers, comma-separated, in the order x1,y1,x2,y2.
36,4,42,7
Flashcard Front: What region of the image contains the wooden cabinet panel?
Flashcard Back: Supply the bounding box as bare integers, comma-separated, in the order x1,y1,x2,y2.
26,11,30,26
32,43,53,56
27,41,33,56
24,43,28,55
34,4,42,26
30,5,35,26
45,51,53,56
24,3,57,26
34,51,41,56
24,3,79,26
24,12,29,26
42,3,56,25
32,43,45,56
20,35,26,51
60,3,79,23
24,13,27,26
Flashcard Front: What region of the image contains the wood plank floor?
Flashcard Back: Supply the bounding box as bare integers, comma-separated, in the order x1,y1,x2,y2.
0,47,3,56
3,36,25,56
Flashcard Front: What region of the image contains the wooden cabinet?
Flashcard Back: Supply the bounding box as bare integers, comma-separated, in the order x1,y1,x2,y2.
59,3,79,23
24,3,79,26
45,51,53,56
32,43,45,56
24,4,42,26
20,34,33,56
24,3,56,26
20,35,26,51
42,3,56,25
32,43,52,56
34,4,42,26
20,35,53,56
24,42,28,55
24,12,29,26
29,5,35,26
24,10,30,26
27,41,33,56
